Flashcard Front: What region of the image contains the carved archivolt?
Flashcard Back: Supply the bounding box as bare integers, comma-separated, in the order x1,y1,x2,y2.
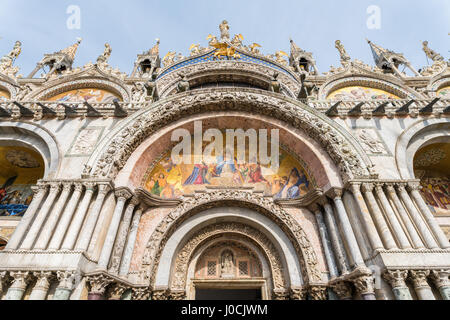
86,88,370,181
170,223,286,292
141,190,323,288
0,79,17,100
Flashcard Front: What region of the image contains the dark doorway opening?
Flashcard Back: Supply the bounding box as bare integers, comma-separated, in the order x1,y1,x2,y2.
196,289,262,301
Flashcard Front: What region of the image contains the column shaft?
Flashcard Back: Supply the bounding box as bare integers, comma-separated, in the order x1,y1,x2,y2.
5,272,29,300
375,185,411,249
34,184,72,250
20,184,61,250
48,184,83,250
397,184,438,249
61,183,96,250
410,270,435,300
5,186,47,250
386,185,425,249
53,271,75,300
119,209,143,276
314,209,339,278
383,270,412,300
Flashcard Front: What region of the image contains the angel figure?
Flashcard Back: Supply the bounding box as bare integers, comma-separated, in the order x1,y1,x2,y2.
176,52,185,61
189,44,201,56
96,43,112,65
275,51,288,65
207,34,219,47
249,43,262,54
231,34,244,47
162,51,176,67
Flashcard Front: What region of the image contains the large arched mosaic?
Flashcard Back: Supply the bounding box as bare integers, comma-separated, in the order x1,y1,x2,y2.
47,88,120,103
0,89,10,102
327,86,400,100
437,86,450,99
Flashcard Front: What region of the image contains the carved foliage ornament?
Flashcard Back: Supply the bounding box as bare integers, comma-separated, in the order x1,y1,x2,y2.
141,190,323,288
88,89,368,181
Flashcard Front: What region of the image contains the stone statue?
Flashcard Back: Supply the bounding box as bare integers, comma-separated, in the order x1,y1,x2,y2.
3,41,21,62
144,75,158,101
335,40,351,65
176,52,185,61
422,41,444,62
219,20,230,42
231,34,243,47
150,38,160,56
269,72,281,93
97,43,112,65
176,74,190,93
189,44,201,56
207,34,219,47
275,51,288,66
162,51,176,67
221,250,234,276
0,41,22,77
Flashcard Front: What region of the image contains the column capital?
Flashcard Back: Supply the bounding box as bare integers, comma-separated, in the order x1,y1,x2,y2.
290,287,307,300
86,274,113,295
61,183,73,192
48,182,62,192
132,287,151,300
325,188,343,200
129,196,140,207
348,182,362,193
32,271,54,291
409,270,431,288
353,275,375,295
9,271,32,290
115,187,133,201
307,203,321,213
383,270,409,288
169,290,187,300
429,270,450,289
56,271,76,290
309,285,328,300
374,183,385,193
108,283,128,300
73,183,84,193
385,184,396,193
32,184,48,194
98,183,112,195
330,281,353,300
152,288,169,300
83,182,97,192
406,181,422,192
361,183,375,193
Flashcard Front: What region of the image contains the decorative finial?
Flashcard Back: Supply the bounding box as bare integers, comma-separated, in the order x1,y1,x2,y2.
422,41,444,62
335,40,351,65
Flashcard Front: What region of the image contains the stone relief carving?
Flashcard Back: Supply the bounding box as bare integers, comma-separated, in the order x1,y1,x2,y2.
67,127,104,157
353,128,389,156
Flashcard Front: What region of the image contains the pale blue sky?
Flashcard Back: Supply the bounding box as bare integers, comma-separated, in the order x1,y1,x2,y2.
0,0,449,76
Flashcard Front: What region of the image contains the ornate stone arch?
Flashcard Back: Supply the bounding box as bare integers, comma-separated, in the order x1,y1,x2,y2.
0,79,18,100
319,74,420,100
170,223,287,294
142,190,324,288
395,118,450,179
428,74,450,98
85,88,372,182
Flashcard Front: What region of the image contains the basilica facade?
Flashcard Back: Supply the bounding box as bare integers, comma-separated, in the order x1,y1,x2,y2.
0,21,449,300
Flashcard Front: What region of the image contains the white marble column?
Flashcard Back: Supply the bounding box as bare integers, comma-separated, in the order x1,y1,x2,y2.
430,270,450,300
5,185,47,250
61,182,97,250
311,205,339,279
21,183,61,250
320,198,349,275
361,183,397,250
53,271,76,300
349,183,384,251
48,183,83,250
5,271,30,300
328,189,365,268
34,183,73,250
119,207,143,276
109,197,140,274
410,270,435,300
383,270,413,300
374,184,411,249
385,185,425,249
29,272,53,300
97,188,133,270
408,182,450,249
397,184,439,249
76,183,111,252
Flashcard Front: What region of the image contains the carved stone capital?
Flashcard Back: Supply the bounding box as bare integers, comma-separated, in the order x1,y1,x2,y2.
108,283,128,300
430,270,450,289
307,203,321,214
406,181,422,192
272,289,289,300
330,281,353,300
169,290,186,300
115,187,133,201
129,196,141,208
353,275,375,295
86,274,113,295
56,271,76,290
152,289,168,300
61,183,73,192
97,183,112,195
83,182,97,192
309,285,328,300
383,270,409,288
132,287,151,301
361,183,375,193
325,188,343,200
32,272,54,291
409,270,431,289
49,182,62,193
348,182,362,194
9,271,31,290
385,184,396,194
73,183,84,193
290,287,307,300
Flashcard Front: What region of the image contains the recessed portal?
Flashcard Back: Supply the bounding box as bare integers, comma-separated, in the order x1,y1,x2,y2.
196,289,262,301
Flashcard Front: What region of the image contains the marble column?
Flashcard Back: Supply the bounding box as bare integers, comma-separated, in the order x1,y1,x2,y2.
385,185,425,249
311,205,339,278
408,182,450,249
328,189,365,268
6,185,47,250
109,283,127,300
20,183,61,250
430,270,450,300
383,270,412,300
61,183,97,250
109,197,140,274
48,183,84,250
374,184,411,249
76,183,111,252
119,208,143,276
34,183,73,250
320,198,349,275
5,271,30,300
361,183,397,250
29,272,53,300
397,184,439,249
349,183,384,250
53,271,76,300
410,270,435,300
87,275,113,300
330,281,353,300
97,188,133,270
353,275,376,300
